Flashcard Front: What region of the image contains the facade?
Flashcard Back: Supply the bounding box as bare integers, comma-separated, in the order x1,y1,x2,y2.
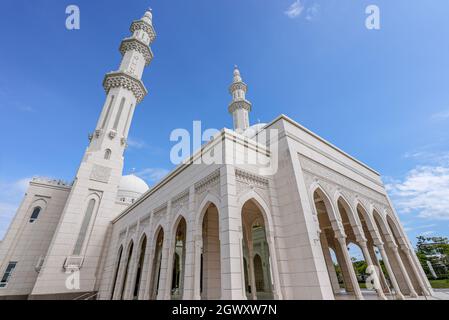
0,9,433,300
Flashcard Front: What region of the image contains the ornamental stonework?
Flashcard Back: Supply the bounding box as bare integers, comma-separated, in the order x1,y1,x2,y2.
172,190,189,213
130,20,156,43
120,38,154,66
299,154,389,210
90,164,111,183
228,99,252,113
229,82,247,94
235,169,271,207
103,72,148,103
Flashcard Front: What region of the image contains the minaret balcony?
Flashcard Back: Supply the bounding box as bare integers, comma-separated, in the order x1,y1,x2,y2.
120,37,153,66
228,99,252,113
103,71,148,104
130,20,156,43
229,82,248,94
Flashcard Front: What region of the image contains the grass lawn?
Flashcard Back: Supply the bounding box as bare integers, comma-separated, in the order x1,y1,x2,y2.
429,279,449,289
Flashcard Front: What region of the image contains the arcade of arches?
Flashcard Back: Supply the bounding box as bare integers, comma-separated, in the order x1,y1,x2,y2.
313,188,430,300
108,190,428,300
108,198,277,300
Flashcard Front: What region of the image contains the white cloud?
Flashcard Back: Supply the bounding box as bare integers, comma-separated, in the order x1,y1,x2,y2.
135,168,169,184
431,109,449,120
0,177,31,239
420,230,435,236
387,165,449,220
285,0,304,19
306,3,319,21
127,137,146,149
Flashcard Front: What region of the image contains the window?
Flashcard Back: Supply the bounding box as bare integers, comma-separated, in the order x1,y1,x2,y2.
104,149,112,160
73,199,96,255
0,262,17,288
29,207,41,223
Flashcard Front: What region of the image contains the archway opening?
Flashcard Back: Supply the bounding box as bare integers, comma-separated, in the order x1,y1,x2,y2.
241,199,273,300
110,245,123,299
149,228,164,300
120,241,134,300
314,189,363,298
373,211,411,295
347,242,368,289
171,217,186,300
132,235,147,300
386,215,421,294
201,203,221,300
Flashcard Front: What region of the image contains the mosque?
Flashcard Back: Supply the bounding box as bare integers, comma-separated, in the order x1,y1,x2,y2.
0,9,432,300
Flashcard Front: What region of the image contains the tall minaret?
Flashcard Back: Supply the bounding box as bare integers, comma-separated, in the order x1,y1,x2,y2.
229,66,252,133
30,9,156,298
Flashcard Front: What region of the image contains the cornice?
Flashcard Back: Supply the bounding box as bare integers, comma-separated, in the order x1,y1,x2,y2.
229,82,247,94
120,37,153,66
103,71,148,103
228,99,252,114
130,20,156,43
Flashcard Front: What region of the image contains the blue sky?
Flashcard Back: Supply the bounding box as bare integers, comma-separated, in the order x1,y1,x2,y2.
1,0,449,246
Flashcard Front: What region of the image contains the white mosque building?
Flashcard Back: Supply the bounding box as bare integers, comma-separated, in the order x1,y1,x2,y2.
0,9,433,300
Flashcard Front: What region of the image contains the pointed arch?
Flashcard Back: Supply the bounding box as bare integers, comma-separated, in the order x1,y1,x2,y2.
119,239,134,299
334,192,361,228
149,226,164,300
131,233,148,300
355,202,380,238
311,185,341,223
196,194,221,235
168,215,187,299
237,190,274,241
110,244,124,299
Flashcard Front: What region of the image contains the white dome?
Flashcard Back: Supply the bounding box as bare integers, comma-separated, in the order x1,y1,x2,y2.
243,123,267,139
118,174,149,196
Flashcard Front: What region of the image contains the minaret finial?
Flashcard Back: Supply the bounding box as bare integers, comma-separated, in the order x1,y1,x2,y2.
142,7,153,25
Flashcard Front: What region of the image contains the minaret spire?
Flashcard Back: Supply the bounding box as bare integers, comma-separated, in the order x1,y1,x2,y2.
229,65,252,133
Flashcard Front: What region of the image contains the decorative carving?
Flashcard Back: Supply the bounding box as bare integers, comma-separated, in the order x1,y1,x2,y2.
90,165,111,183
121,137,127,147
103,72,148,103
109,130,117,139
195,170,220,194
95,129,102,138
130,20,156,43
235,169,269,188
229,82,247,94
172,189,189,212
228,99,252,114
128,224,137,237
154,203,167,216
299,154,389,210
120,38,153,66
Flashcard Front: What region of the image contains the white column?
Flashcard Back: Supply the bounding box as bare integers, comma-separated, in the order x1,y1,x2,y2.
193,235,202,300
321,233,341,294
219,165,247,300
157,235,170,300
336,236,364,300
400,245,430,296
247,236,257,300
359,241,387,300
390,244,418,298
378,245,404,300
